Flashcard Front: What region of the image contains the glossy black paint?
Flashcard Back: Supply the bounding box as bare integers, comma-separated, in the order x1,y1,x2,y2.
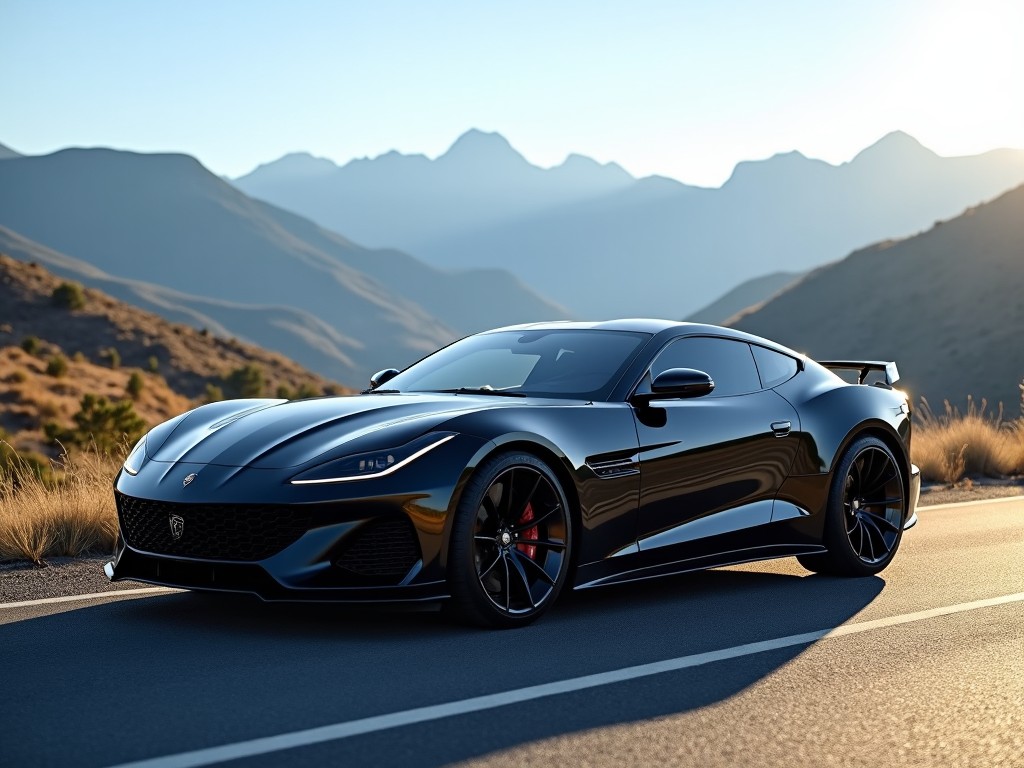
109,320,919,605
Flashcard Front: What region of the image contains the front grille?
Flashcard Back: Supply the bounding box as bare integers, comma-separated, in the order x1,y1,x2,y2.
335,518,420,578
116,492,313,561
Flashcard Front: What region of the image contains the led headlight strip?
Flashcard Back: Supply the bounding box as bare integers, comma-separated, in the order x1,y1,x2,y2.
289,434,456,485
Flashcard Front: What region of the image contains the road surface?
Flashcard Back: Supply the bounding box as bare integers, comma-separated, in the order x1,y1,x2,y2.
1,497,1022,767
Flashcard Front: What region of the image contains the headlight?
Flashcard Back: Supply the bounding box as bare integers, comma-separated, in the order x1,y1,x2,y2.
290,433,456,485
122,435,147,476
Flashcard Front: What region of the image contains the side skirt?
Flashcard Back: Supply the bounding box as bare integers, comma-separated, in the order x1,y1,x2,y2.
572,543,827,590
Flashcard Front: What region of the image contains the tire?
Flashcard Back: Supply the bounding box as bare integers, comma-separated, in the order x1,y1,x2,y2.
798,435,906,577
446,451,573,628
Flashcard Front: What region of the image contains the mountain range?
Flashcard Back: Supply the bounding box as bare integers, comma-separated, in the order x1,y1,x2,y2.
0,149,568,386
235,130,1024,320
728,184,1024,414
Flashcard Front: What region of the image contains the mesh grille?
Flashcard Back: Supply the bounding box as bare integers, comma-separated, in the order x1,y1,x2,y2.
335,518,420,578
116,492,313,562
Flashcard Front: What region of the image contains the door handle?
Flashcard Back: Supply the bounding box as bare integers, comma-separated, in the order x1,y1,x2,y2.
770,420,792,437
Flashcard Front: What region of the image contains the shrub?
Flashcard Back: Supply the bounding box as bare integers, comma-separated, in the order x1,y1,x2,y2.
104,347,121,369
203,383,225,403
20,336,40,356
52,281,86,310
913,396,1023,481
295,382,321,399
9,369,28,384
276,385,294,400
0,445,119,562
72,351,86,363
223,364,265,398
46,354,68,378
147,355,159,373
126,371,145,400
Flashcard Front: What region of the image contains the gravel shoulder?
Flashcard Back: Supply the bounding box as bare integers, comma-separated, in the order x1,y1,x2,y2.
3,484,1023,605
0,555,142,603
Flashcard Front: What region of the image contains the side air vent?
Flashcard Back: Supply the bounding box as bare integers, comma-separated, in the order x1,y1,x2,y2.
586,455,640,479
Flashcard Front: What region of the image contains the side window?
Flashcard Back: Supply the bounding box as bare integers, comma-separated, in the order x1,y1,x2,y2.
647,337,761,397
751,345,799,389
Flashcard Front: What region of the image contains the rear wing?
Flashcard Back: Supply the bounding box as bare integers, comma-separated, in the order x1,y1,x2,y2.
818,360,900,388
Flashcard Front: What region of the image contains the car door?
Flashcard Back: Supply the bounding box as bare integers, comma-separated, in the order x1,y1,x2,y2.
632,336,799,559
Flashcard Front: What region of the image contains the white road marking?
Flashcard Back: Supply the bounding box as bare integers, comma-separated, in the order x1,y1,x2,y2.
105,591,1024,768
919,494,1024,511
0,587,179,610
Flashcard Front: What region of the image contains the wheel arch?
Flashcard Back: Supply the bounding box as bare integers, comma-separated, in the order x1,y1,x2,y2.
831,421,912,518
440,434,583,579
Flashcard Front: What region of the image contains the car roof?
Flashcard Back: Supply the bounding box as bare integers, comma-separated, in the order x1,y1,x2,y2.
486,318,804,357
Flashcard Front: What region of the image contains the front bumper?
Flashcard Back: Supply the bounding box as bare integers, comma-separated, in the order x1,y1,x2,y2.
106,539,449,603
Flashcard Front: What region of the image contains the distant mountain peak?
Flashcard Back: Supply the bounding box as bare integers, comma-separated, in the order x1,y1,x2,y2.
439,129,527,166
852,130,936,164
723,149,824,188
237,151,337,183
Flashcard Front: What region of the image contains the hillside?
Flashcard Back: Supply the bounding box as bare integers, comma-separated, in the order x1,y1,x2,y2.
0,148,568,387
685,271,802,325
729,185,1024,414
238,130,1024,320
0,253,344,457
0,142,20,160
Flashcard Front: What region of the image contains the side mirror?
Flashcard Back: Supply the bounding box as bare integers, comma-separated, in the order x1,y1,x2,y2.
369,368,400,389
633,368,715,405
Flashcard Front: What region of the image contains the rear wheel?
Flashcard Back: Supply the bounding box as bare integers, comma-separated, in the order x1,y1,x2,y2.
446,452,572,628
798,435,906,577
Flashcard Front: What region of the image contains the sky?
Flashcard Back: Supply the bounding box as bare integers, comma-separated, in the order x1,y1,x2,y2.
2,0,1022,187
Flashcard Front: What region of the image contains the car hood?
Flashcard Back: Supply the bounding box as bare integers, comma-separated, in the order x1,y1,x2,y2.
149,394,510,469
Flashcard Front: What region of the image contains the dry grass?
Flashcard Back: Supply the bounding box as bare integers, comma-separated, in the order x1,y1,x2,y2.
912,394,1024,484
0,444,120,563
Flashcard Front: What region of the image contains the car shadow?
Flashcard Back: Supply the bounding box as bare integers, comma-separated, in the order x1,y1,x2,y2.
1,564,884,767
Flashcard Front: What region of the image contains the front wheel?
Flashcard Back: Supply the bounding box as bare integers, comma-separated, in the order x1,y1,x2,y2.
798,435,906,577
446,452,573,628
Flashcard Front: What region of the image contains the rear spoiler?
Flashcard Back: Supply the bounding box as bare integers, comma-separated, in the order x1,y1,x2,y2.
818,360,900,387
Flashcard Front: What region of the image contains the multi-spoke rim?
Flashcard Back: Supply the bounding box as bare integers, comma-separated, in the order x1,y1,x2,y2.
472,465,568,615
843,446,904,564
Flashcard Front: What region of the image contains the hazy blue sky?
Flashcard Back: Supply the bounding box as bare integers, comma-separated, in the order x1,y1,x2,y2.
3,0,1021,186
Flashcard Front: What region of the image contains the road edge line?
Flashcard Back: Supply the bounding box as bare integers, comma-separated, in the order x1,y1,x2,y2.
0,587,180,609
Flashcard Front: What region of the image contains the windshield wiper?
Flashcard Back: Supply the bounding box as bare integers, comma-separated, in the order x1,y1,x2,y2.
429,387,526,397
361,388,402,395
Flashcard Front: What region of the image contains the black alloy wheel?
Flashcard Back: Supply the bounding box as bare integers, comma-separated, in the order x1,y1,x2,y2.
798,435,906,577
447,452,572,627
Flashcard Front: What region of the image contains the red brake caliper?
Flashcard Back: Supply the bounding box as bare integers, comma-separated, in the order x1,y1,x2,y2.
517,503,538,560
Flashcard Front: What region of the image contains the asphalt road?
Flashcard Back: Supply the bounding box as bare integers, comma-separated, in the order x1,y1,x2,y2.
2,498,1022,768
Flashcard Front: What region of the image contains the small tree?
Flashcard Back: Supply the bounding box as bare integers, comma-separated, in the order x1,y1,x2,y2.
275,385,294,400
52,282,86,310
46,354,68,378
49,393,146,454
20,336,40,356
126,371,145,400
147,355,159,373
104,347,121,369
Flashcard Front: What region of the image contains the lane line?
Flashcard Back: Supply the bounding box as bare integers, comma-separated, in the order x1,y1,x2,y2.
919,494,1024,511
0,587,179,610
105,590,1024,768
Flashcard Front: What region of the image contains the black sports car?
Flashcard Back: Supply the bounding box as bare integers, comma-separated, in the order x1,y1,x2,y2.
107,320,920,627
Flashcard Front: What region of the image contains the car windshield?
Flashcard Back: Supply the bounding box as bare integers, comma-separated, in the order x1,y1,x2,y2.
381,329,651,400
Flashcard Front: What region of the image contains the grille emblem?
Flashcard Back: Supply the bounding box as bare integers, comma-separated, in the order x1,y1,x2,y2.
169,514,185,540
182,473,197,488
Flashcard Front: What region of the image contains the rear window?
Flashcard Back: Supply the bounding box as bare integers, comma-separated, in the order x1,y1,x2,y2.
751,345,799,388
